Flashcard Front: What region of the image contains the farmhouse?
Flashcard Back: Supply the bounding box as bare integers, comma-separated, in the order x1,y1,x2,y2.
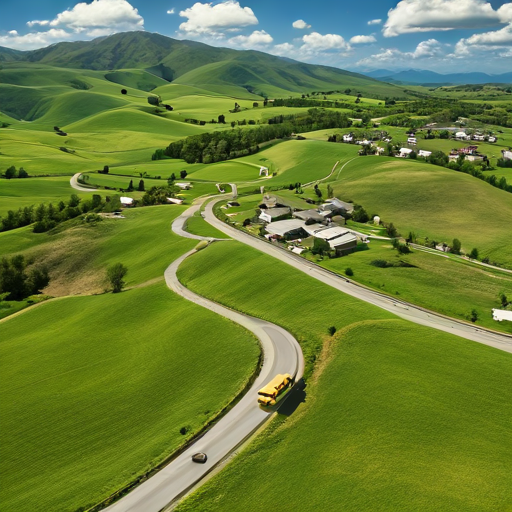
407,137,417,145
167,197,184,205
455,131,471,140
472,134,485,141
418,150,432,158
120,197,134,207
399,148,413,157
488,136,497,143
264,219,307,240
502,150,512,160
175,182,191,190
259,207,291,223
492,309,512,322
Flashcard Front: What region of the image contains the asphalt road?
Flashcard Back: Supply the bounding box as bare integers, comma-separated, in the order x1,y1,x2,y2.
105,207,304,512
70,173,97,192
203,198,512,355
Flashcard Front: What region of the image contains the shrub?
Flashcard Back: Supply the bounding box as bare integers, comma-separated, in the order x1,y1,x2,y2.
328,326,337,336
345,268,354,276
107,263,128,293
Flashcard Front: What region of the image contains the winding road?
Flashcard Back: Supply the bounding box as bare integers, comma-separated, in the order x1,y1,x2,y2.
70,173,97,192
105,204,304,512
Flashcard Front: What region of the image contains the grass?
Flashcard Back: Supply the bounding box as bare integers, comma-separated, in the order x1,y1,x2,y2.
0,281,259,512
320,239,512,333
329,156,512,267
176,241,512,512
185,211,228,239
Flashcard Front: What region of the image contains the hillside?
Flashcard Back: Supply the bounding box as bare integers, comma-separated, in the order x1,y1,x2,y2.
0,31,411,99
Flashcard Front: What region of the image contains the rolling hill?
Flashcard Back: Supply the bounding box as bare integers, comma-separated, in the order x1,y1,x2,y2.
0,31,411,99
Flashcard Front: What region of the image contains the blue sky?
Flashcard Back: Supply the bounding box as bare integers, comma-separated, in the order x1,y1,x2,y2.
1,0,511,73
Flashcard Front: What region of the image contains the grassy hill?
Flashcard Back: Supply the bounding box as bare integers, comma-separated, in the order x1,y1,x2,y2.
329,156,512,267
1,32,411,99
176,241,512,512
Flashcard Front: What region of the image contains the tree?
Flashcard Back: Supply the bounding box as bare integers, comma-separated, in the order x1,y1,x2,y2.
69,194,80,207
127,179,134,191
328,326,337,336
386,223,398,238
452,238,461,255
121,89,127,95
352,204,369,223
5,166,16,179
327,184,334,199
469,247,479,260
138,179,145,192
180,170,188,179
218,114,226,124
243,218,251,227
312,238,330,256
103,165,109,174
499,292,509,308
345,268,354,276
18,167,28,178
107,263,128,293
253,102,259,108
468,309,478,323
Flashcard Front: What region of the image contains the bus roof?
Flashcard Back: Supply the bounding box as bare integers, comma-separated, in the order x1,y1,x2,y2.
258,374,291,395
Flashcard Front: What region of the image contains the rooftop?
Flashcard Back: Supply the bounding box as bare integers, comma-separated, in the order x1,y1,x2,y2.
265,219,306,237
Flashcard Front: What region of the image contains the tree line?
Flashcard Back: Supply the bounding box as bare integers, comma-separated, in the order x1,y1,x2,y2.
0,255,49,301
156,109,352,164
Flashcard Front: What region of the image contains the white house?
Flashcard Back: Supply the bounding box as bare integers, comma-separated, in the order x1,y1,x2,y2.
407,137,417,145
418,150,432,158
120,196,134,207
399,148,413,157
175,182,191,190
455,131,470,140
488,136,497,143
343,134,353,142
502,150,512,161
167,197,183,205
473,134,485,141
492,309,512,322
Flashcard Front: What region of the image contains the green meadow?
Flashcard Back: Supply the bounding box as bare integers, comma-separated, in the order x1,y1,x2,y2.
177,242,512,512
0,282,259,512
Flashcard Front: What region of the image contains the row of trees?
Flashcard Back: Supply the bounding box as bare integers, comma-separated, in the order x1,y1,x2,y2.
3,166,29,179
0,255,49,301
157,109,351,164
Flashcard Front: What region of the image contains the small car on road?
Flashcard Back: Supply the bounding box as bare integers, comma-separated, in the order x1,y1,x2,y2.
192,452,207,464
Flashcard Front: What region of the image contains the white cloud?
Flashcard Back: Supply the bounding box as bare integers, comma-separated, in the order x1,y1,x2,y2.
229,30,273,48
383,0,502,37
0,28,73,50
368,19,382,25
357,38,443,65
27,20,50,27
463,24,512,46
270,42,297,57
350,35,377,44
179,1,258,36
167,8,175,15
292,19,311,29
301,31,350,51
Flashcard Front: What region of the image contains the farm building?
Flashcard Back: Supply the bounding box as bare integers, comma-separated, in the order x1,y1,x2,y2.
407,137,417,145
120,197,134,207
175,182,191,190
343,134,353,142
488,136,497,143
167,197,184,205
293,209,325,223
399,148,413,157
265,219,307,240
492,309,512,322
322,198,354,214
455,131,471,140
473,134,485,141
418,150,432,158
259,207,292,223
502,150,512,161
311,226,358,254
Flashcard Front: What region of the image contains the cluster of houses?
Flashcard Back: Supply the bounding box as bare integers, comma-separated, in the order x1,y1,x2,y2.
398,148,432,158
258,196,367,255
448,146,487,162
455,131,497,143
119,182,191,207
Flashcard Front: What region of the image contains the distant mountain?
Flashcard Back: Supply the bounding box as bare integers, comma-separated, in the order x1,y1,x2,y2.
361,68,512,85
0,31,411,98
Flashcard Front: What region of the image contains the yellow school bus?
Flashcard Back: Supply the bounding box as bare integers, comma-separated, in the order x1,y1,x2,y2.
257,373,292,406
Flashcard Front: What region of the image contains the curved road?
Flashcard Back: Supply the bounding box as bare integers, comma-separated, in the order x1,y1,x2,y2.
203,198,512,355
70,173,97,192
105,206,304,512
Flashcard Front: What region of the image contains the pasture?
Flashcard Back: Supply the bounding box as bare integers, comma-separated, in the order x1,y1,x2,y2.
176,241,512,512
0,282,259,512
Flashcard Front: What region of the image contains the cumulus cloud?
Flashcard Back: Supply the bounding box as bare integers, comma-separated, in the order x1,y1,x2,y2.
179,1,258,37
357,38,443,65
0,28,73,50
167,8,175,15
350,35,377,44
301,31,350,51
368,19,382,25
27,20,50,27
383,0,502,37
293,19,311,29
464,24,512,45
229,30,273,48
270,42,297,57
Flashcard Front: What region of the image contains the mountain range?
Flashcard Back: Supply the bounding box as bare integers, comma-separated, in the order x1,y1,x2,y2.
362,69,512,86
0,31,409,99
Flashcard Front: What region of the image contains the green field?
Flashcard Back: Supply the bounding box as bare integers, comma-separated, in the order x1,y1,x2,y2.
176,242,512,512
328,156,512,267
0,282,259,512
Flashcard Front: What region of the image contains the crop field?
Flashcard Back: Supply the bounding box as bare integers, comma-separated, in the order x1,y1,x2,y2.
329,156,512,267
177,241,512,512
321,240,512,333
0,281,259,512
